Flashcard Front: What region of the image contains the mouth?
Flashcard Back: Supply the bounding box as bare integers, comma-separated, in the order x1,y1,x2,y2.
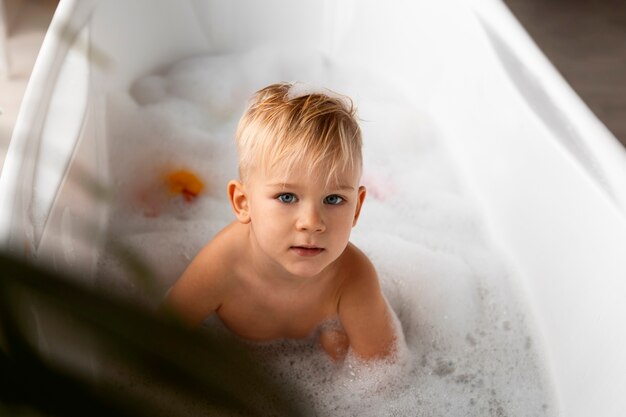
290,245,325,257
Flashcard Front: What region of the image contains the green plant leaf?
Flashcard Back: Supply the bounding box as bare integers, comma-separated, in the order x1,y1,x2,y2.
0,253,307,416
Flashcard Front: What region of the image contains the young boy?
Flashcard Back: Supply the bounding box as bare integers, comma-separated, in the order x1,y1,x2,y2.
165,82,397,361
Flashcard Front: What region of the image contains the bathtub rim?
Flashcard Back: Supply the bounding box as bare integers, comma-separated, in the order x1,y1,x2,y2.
469,0,626,218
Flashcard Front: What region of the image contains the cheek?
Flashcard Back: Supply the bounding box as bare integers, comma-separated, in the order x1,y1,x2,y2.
250,198,276,219
330,207,358,235
251,202,290,235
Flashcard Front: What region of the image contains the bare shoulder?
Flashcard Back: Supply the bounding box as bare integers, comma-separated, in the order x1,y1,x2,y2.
203,221,247,267
184,221,244,283
164,221,245,326
338,243,379,290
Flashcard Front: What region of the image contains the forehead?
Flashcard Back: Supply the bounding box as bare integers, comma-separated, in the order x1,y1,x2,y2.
257,163,360,189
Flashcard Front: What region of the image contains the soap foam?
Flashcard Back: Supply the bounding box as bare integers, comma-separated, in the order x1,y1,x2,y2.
98,47,556,416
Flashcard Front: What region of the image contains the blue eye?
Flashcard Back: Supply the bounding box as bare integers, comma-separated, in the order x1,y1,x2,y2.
277,193,297,204
324,195,344,205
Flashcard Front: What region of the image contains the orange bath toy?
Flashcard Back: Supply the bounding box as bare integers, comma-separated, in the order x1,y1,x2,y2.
166,169,205,202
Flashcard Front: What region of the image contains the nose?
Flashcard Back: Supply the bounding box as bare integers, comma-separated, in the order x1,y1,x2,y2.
296,203,326,233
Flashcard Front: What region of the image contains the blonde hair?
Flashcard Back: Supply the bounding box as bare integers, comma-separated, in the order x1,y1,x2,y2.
235,82,362,185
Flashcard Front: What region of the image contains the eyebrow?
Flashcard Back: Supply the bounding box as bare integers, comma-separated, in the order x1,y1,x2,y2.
267,183,355,191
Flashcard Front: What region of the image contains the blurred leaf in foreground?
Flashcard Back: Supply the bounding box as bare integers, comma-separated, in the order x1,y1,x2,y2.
0,253,307,417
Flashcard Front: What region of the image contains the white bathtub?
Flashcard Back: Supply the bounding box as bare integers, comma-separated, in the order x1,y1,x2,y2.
2,0,626,415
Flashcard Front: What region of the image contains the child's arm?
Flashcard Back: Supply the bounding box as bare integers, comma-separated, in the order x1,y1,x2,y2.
163,241,229,327
338,249,397,361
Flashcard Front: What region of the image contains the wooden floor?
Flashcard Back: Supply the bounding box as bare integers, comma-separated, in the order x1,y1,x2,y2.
503,0,626,148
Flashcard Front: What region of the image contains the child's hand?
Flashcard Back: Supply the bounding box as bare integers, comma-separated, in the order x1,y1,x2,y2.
320,327,350,362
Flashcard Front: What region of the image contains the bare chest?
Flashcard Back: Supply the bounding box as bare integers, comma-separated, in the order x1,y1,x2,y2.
216,280,339,341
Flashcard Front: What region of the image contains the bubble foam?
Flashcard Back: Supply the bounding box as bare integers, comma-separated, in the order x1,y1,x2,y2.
98,47,556,416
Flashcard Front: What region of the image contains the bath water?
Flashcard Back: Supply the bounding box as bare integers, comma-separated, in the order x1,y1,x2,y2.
97,47,556,416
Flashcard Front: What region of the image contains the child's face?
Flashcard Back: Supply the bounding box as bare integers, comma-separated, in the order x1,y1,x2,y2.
240,164,365,279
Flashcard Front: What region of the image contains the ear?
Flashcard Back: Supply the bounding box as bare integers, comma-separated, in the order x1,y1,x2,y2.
352,186,367,227
227,180,251,224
